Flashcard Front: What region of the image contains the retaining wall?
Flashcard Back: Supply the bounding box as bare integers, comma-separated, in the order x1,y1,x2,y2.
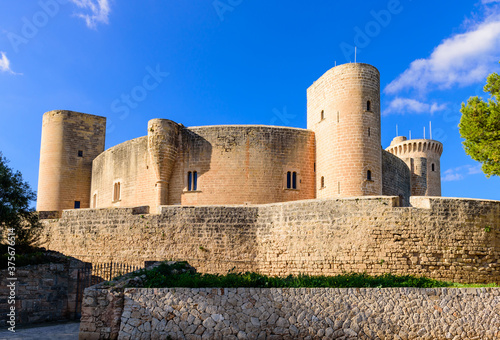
80,286,500,340
0,257,90,327
41,196,500,284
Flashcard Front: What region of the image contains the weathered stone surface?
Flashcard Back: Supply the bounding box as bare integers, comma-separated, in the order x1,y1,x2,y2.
81,287,500,340
42,196,500,284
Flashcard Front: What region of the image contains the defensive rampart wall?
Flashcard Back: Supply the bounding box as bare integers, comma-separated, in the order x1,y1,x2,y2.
41,197,500,284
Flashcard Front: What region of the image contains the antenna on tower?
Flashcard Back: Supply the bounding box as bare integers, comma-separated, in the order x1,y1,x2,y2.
429,121,432,140
355,47,357,63
409,130,411,140
423,126,426,139
396,124,398,136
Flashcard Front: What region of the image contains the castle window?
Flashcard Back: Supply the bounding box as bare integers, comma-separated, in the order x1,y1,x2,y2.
367,170,372,181
368,127,371,137
367,101,371,111
286,171,298,189
321,176,325,189
78,150,83,157
74,201,80,209
432,163,435,172
187,171,198,191
320,110,325,120
113,182,121,202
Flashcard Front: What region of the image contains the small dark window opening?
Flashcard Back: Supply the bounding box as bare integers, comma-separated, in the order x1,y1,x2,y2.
321,110,325,120
292,172,297,189
74,201,80,209
367,170,372,181
367,101,371,111
286,171,291,189
78,150,83,157
432,163,435,172
188,171,198,191
368,128,371,137
321,176,325,188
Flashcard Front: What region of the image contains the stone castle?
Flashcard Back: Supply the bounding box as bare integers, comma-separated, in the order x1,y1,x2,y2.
36,63,443,213
36,63,500,285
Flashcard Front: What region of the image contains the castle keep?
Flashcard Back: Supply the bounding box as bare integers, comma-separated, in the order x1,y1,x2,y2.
36,63,442,213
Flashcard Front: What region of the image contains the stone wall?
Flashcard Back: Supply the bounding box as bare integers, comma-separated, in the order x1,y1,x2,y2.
90,125,316,211
0,257,90,327
81,287,500,340
381,150,411,206
307,63,382,198
37,110,106,212
42,196,500,284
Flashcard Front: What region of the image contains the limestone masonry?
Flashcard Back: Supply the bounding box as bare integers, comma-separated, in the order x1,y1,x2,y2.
37,63,500,285
37,63,442,213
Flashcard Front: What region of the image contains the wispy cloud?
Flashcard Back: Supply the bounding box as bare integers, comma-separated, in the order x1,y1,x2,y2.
383,98,447,115
0,52,17,74
385,13,500,95
442,164,483,182
70,0,111,29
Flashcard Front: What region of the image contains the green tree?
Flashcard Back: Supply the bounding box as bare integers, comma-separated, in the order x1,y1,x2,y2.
0,152,42,249
459,68,500,177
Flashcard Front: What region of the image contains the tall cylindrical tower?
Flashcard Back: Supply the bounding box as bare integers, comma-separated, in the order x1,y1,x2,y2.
147,119,181,208
386,137,443,196
307,63,382,198
37,110,106,212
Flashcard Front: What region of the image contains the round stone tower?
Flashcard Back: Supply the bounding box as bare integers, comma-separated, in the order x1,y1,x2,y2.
386,137,443,196
37,110,106,212
307,63,382,198
147,119,181,209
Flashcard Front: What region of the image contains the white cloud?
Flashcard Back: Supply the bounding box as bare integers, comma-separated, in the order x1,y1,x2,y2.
441,164,483,182
383,98,447,115
385,16,500,94
70,0,111,29
0,52,16,74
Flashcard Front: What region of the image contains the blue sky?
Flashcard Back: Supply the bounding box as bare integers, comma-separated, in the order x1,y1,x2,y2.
0,0,499,202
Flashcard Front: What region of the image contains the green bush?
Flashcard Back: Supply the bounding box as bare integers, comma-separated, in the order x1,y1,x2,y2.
135,262,482,289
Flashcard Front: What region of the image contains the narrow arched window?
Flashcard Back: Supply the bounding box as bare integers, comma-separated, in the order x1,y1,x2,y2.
286,171,291,189
367,101,371,111
187,171,192,191
431,163,435,172
367,170,372,181
193,171,198,190
321,110,325,120
368,127,371,137
113,182,121,201
292,172,297,189
321,176,325,188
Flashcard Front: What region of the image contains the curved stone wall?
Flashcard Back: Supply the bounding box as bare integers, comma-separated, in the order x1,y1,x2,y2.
386,138,443,196
90,137,157,209
90,125,315,208
168,125,316,205
307,63,382,198
41,197,500,284
382,150,411,206
37,110,105,211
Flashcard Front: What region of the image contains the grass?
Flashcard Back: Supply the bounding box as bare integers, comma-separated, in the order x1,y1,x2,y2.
131,262,499,289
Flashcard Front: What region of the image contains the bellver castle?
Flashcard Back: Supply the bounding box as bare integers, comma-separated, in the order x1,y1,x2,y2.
36,63,443,212
35,62,500,284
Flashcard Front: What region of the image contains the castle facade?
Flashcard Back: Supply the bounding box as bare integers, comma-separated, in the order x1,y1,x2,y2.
36,63,442,213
